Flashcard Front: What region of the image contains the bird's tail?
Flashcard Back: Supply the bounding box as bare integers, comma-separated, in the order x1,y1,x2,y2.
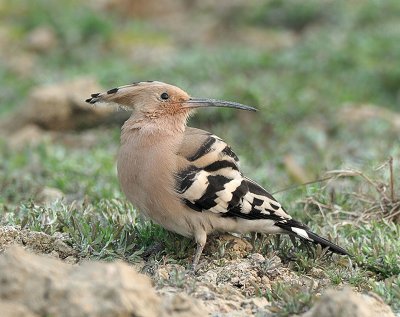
275,219,349,255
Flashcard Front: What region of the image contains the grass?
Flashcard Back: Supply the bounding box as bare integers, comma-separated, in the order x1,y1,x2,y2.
265,281,318,317
0,138,399,314
0,0,400,315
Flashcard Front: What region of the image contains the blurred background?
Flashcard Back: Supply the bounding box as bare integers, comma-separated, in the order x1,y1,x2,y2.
0,1,399,311
1,0,399,199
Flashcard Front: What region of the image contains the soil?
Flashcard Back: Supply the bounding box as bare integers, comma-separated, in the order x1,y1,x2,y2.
0,226,396,317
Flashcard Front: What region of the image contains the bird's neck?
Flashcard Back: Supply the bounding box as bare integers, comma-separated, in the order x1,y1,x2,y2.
121,114,188,144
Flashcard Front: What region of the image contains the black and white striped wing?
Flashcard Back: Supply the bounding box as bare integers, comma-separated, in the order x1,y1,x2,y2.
175,129,290,220
175,129,349,255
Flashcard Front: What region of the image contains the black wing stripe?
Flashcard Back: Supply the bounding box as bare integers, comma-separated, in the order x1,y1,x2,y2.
203,160,239,172
187,137,216,161
227,180,248,209
247,179,278,202
192,175,230,211
222,206,284,221
221,146,239,161
270,203,280,210
175,166,198,193
252,197,264,207
182,199,203,212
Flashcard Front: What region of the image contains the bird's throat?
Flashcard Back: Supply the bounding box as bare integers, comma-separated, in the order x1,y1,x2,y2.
121,113,189,143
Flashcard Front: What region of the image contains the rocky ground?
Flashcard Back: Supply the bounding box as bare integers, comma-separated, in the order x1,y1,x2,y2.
0,225,396,317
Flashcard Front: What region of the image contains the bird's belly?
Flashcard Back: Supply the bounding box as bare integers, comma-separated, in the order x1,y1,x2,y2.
117,146,196,237
137,200,196,238
119,171,231,238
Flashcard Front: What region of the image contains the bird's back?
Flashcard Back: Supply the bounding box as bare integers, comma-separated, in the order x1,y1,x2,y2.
175,127,292,225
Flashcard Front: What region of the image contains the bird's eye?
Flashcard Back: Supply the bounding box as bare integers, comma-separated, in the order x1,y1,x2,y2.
160,92,169,100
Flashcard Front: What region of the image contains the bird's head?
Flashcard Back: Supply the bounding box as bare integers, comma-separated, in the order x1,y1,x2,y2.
86,81,256,133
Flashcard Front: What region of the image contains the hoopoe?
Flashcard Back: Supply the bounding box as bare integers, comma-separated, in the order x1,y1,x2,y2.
86,81,348,269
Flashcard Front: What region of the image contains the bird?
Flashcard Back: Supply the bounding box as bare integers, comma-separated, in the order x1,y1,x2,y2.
86,81,348,270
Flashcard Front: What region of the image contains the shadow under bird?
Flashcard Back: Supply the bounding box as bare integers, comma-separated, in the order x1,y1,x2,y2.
86,81,348,269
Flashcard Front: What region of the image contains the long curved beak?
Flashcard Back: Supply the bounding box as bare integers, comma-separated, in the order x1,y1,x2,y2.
183,98,257,112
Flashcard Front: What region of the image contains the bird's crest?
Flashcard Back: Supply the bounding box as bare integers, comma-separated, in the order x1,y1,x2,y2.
85,81,257,114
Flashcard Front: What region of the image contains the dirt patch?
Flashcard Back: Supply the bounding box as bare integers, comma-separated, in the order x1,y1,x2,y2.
302,288,396,317
0,245,205,317
0,229,396,316
147,236,312,316
0,226,77,260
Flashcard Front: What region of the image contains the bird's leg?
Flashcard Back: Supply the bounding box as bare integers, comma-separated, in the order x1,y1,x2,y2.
192,231,207,271
192,242,205,271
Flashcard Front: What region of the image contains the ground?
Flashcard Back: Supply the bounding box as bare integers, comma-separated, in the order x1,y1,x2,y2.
0,0,399,316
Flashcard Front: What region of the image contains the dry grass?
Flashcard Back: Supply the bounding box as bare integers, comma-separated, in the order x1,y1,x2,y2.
299,157,399,224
